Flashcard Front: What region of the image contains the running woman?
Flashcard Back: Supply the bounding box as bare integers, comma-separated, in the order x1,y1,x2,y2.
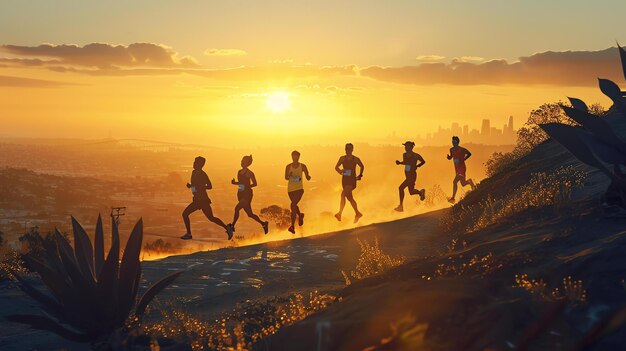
285,150,311,234
181,156,233,240
395,141,426,212
334,143,364,223
447,136,476,203
230,155,269,234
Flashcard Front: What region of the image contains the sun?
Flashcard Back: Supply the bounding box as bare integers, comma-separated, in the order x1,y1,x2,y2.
266,92,291,113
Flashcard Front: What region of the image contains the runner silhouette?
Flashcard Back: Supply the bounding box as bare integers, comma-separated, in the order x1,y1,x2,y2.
181,156,233,240
285,150,311,234
230,155,269,234
447,136,476,203
395,141,426,212
334,143,364,223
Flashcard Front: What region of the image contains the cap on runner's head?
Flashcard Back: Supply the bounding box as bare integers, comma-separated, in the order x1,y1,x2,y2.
402,141,415,146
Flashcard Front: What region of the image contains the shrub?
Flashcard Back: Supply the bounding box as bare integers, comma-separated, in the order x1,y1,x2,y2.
485,102,606,177
144,238,180,256
260,205,291,230
7,215,183,342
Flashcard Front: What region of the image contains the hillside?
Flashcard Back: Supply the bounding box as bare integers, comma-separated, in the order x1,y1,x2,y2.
263,112,626,350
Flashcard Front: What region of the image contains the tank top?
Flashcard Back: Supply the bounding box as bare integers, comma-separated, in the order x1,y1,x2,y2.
287,163,304,192
450,148,466,169
342,155,357,178
237,169,253,192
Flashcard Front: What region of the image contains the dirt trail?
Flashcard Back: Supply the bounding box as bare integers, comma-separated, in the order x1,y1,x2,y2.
0,209,448,351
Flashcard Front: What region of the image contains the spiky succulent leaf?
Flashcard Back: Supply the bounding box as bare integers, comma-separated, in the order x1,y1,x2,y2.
94,214,104,276
598,78,626,116
618,43,626,82
135,271,184,317
118,218,143,323
70,216,95,281
6,315,91,342
561,106,626,155
568,97,588,113
539,123,616,178
96,217,121,326
54,231,96,293
9,271,66,321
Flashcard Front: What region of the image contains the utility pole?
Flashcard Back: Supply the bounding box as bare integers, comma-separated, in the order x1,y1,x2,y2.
110,207,126,227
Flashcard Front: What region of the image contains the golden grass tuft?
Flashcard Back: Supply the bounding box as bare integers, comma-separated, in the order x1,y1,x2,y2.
342,237,405,285
139,290,335,351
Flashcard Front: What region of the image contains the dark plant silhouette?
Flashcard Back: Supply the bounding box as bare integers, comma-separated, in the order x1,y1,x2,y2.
539,44,626,209
260,205,291,230
7,214,183,342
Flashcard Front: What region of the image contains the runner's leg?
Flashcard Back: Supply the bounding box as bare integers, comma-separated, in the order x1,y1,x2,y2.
398,180,408,206
243,202,264,225
182,202,199,234
201,204,228,229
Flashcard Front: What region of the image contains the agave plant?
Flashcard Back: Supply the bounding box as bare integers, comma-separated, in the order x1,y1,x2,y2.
539,44,626,208
8,215,183,342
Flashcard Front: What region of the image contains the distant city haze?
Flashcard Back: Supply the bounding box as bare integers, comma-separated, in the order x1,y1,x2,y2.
391,116,516,146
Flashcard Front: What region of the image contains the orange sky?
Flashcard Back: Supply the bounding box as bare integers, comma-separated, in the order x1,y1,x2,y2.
0,1,624,146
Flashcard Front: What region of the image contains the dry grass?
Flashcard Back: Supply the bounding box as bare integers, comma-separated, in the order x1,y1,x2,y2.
342,237,405,285
138,290,335,351
433,252,503,278
514,274,587,305
0,250,27,281
417,184,448,208
441,165,586,235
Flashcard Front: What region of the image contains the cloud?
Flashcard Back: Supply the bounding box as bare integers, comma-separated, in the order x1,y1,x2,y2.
0,75,72,87
453,56,485,63
415,55,445,62
0,43,198,69
204,48,248,57
2,42,623,87
361,47,623,86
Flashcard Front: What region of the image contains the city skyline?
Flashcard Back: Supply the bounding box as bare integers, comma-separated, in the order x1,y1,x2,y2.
390,116,516,146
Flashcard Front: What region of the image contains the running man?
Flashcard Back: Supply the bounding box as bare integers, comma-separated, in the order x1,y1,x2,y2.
230,155,269,234
181,156,233,240
395,141,426,212
334,143,364,223
447,136,476,203
285,150,312,234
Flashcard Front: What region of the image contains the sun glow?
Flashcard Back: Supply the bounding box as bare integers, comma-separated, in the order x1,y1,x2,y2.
266,92,291,113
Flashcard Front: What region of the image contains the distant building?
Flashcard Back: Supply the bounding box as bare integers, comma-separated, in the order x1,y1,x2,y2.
481,119,491,137
395,116,518,146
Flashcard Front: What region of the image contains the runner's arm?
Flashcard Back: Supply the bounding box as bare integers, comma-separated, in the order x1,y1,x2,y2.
334,157,344,175
284,165,291,180
447,148,453,160
357,158,364,179
303,164,312,180
206,177,213,190
464,148,472,160
396,153,405,165
417,154,426,167
250,171,258,188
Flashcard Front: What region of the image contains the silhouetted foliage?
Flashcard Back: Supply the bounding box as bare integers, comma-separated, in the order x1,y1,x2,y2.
260,205,291,230
537,45,626,209
144,238,178,255
18,227,68,261
7,214,184,342
486,101,607,177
